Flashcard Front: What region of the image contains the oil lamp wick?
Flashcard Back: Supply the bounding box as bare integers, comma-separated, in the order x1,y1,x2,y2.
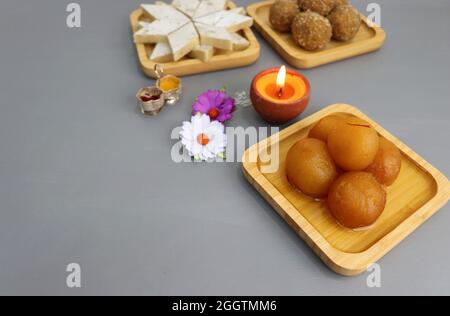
277,87,283,98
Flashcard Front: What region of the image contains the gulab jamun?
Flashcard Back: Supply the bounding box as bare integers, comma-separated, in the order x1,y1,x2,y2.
286,138,338,198
298,0,336,16
366,137,402,186
270,0,300,33
291,11,332,51
328,172,387,229
328,4,361,41
328,117,379,171
308,115,345,143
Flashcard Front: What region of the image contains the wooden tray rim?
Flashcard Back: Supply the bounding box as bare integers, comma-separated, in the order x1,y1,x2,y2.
247,0,386,69
242,104,450,276
130,1,261,78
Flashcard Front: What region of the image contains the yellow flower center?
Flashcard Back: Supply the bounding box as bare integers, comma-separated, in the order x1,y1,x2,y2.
208,108,219,120
196,133,209,146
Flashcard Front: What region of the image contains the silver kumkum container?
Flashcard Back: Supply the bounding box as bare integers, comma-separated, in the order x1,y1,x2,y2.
136,86,165,116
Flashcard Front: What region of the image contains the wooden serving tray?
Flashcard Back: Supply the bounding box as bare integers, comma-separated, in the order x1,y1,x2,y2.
130,1,261,79
243,104,450,276
247,0,386,69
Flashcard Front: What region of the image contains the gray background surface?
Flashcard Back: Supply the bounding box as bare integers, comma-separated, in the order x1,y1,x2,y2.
0,0,449,296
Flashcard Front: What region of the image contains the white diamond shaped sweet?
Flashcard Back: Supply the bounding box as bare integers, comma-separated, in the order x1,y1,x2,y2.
172,0,201,17
193,0,227,18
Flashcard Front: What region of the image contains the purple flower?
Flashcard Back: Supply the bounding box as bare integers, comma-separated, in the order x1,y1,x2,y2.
192,90,236,123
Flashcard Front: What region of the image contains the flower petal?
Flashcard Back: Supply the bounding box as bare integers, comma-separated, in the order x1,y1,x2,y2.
199,114,209,130
214,91,225,106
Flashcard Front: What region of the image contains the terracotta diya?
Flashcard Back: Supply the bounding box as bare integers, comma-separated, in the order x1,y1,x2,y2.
250,66,310,125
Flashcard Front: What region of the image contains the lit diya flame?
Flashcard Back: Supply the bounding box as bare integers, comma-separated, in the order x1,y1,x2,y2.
250,66,311,124
276,65,287,97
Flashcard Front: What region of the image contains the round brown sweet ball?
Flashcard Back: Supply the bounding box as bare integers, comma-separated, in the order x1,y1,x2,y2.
328,172,387,229
328,117,379,171
298,0,336,16
270,0,300,33
335,0,349,7
286,138,338,198
328,4,361,41
366,137,402,186
308,115,346,143
291,11,332,51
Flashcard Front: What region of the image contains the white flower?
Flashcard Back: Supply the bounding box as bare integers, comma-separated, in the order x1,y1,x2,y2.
180,114,226,161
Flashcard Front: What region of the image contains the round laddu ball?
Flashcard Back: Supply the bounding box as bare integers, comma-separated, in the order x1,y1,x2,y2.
285,138,338,198
298,0,337,16
328,172,387,229
308,115,346,143
335,0,349,6
270,0,300,33
327,117,380,171
366,137,402,186
328,4,361,41
291,12,332,51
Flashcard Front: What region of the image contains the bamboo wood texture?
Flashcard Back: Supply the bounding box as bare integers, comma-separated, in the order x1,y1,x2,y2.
242,104,450,276
130,1,261,79
247,1,386,69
